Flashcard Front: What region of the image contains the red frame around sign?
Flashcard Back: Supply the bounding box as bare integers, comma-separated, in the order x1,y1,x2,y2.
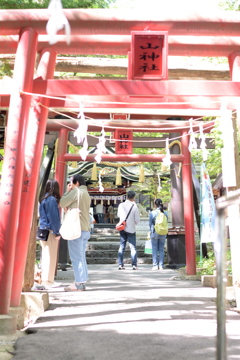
114,129,133,154
130,31,168,80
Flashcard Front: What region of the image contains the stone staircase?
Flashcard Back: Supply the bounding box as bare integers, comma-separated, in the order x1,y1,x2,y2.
86,223,152,265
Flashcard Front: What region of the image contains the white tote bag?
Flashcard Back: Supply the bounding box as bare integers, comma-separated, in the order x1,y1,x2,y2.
144,240,152,254
60,189,81,240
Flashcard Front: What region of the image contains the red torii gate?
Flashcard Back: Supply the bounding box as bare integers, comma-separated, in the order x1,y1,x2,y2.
0,9,239,317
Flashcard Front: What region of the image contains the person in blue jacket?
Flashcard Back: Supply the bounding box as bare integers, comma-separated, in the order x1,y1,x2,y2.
149,198,168,270
39,179,61,288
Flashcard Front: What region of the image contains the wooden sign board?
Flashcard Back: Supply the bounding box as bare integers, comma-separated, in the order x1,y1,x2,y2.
130,31,168,80
114,129,133,154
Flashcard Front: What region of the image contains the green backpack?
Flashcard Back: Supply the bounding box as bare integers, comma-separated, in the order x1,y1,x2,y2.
154,211,168,235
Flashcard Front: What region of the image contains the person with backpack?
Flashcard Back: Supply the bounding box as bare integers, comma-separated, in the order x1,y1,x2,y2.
149,198,168,270
117,190,140,270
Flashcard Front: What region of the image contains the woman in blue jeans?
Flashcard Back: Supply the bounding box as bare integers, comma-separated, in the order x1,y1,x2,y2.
149,199,168,270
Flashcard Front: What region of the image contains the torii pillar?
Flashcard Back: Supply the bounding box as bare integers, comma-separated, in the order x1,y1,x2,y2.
181,131,196,275
10,48,57,307
0,28,38,316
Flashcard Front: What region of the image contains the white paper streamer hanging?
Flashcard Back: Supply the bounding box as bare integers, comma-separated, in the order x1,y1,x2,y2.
162,138,172,167
219,101,236,187
188,118,198,152
94,127,107,164
98,172,104,193
199,125,208,161
74,102,88,144
79,137,89,161
46,0,71,45
157,174,162,192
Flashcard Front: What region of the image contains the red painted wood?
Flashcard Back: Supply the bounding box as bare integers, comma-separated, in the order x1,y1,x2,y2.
2,35,240,57
0,8,237,314
1,9,240,37
0,92,230,111
181,131,196,275
0,28,38,314
228,51,240,80
32,79,240,97
46,119,215,133
64,153,184,163
55,128,69,195
10,48,57,307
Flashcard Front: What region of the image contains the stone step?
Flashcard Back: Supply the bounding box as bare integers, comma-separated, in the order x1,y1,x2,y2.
94,224,116,229
90,234,148,242
86,258,152,265
89,235,119,242
86,249,151,258
86,238,153,264
87,241,146,250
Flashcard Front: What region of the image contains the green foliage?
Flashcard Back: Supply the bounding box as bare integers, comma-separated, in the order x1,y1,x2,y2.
191,117,240,182
0,149,4,175
219,0,240,10
136,162,171,205
196,251,216,275
196,248,232,275
191,119,224,181
0,61,12,78
0,0,116,9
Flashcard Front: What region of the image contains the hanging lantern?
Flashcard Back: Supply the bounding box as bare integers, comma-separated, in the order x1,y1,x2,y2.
116,167,122,186
91,162,98,181
139,164,145,183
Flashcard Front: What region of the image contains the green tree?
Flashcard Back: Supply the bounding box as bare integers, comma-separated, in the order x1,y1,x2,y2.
219,0,240,10
0,0,115,9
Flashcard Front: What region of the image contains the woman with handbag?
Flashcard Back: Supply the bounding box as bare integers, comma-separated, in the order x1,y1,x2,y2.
60,174,91,292
39,179,61,288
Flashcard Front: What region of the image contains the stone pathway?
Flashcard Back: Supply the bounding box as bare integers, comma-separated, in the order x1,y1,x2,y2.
5,265,240,359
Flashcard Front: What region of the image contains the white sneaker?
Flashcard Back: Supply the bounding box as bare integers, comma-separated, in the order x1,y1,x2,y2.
64,283,86,291
152,266,158,270
42,281,61,289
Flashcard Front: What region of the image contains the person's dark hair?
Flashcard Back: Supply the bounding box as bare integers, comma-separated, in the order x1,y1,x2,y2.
155,198,164,212
127,190,136,200
42,179,61,203
72,174,86,186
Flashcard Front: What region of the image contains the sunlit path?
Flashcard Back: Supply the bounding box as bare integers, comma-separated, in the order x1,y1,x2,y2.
12,265,240,360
